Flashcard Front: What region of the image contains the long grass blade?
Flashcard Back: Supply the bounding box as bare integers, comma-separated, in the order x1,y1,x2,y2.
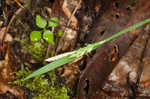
25,18,150,80
25,56,75,80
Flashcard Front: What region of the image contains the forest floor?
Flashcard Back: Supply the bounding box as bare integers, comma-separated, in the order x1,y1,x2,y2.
0,0,150,99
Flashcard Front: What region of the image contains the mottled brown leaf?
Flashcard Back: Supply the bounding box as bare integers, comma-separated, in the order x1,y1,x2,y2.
78,0,150,99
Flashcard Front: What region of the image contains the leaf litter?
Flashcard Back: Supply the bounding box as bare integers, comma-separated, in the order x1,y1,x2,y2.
1,0,150,99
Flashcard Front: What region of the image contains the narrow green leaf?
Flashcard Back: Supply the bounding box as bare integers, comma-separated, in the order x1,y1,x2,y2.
43,30,54,44
30,31,42,42
26,18,150,80
101,18,150,44
36,15,47,28
45,51,74,62
24,56,75,80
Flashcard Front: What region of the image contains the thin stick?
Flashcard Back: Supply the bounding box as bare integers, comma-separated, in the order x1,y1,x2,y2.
66,0,82,26
14,0,25,9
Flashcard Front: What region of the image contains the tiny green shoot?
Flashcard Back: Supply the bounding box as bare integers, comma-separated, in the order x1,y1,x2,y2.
30,15,62,44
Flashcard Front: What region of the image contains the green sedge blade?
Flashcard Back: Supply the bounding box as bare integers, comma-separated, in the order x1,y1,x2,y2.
45,51,74,62
102,18,150,44
24,56,75,80
25,18,150,80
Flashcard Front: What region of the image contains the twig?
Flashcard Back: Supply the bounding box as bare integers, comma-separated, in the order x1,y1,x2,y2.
62,0,82,33
14,0,25,8
66,0,82,27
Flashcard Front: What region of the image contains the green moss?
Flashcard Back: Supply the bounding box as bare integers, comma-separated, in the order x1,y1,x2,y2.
21,41,46,61
12,65,70,99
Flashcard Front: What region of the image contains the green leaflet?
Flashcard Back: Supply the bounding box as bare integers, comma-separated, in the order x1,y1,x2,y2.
48,21,58,27
50,17,59,23
47,17,59,28
36,15,47,28
43,30,54,44
30,31,42,42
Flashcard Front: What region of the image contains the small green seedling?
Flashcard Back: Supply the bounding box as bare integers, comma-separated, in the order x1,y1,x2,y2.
30,15,63,44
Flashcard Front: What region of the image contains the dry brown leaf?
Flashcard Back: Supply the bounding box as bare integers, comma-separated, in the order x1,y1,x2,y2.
52,0,82,53
0,45,24,98
61,57,83,85
0,27,13,42
0,81,24,99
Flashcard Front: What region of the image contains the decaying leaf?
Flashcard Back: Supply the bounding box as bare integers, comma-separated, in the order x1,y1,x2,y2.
102,24,150,98
0,27,13,43
0,81,24,99
0,45,24,98
110,24,150,85
78,0,150,98
0,45,14,81
61,57,83,86
52,0,83,54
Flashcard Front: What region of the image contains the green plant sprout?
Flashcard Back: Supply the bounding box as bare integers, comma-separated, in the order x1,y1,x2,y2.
30,15,63,44
25,18,150,80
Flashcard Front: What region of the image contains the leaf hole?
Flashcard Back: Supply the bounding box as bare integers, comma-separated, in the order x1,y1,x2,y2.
115,14,120,19
113,2,119,8
84,79,90,96
100,30,105,35
126,6,132,11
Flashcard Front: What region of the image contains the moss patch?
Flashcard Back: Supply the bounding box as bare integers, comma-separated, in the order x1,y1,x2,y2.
21,41,47,61
12,65,70,99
